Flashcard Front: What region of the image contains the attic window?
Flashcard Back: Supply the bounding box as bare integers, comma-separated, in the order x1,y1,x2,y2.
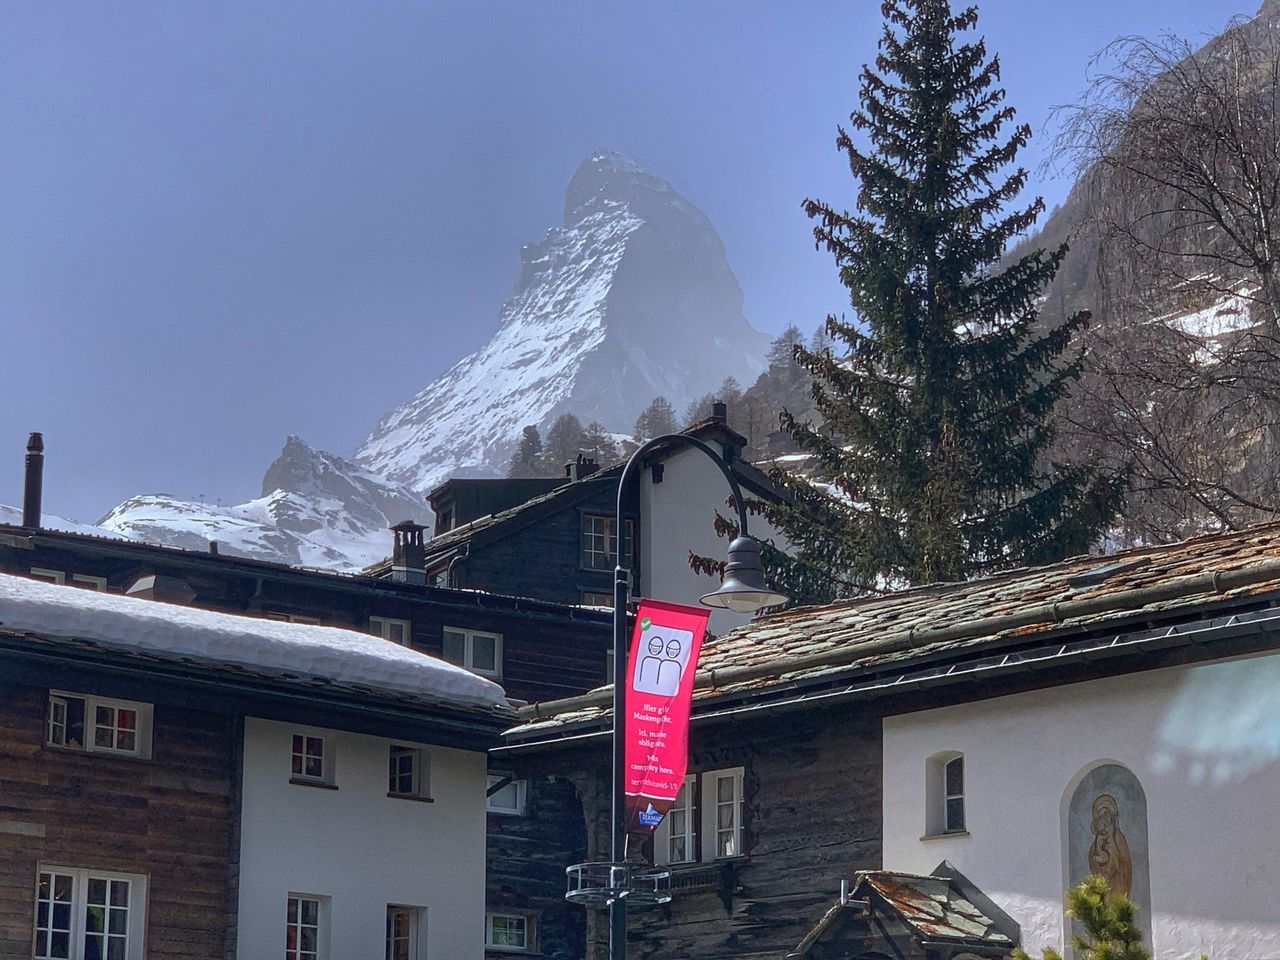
1066,557,1151,589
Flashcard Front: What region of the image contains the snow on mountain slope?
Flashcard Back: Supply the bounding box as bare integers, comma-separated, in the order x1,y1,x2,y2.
98,437,425,570
356,150,770,491
0,504,122,538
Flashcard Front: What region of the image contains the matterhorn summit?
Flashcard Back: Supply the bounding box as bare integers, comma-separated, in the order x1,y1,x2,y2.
354,150,769,491
93,151,768,570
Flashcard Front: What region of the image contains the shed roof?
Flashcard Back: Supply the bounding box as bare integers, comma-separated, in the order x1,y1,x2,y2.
508,521,1280,741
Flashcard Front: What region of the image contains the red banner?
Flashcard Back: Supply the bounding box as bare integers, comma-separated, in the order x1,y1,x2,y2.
623,598,710,834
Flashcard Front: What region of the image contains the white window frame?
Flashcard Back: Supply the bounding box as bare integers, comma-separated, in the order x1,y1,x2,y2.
581,515,633,571
386,904,426,960
286,893,328,960
388,746,430,800
46,692,153,759
702,767,745,860
69,574,107,591
654,768,745,865
654,775,697,866
370,616,412,646
486,774,528,815
484,912,534,952
34,866,147,960
266,612,322,625
30,567,65,584
924,750,967,837
442,627,503,678
290,732,333,786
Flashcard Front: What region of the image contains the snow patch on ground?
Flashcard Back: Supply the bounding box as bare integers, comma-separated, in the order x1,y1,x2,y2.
0,572,508,710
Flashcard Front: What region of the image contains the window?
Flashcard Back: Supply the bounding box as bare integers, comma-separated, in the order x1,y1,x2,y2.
45,693,152,759
286,895,326,960
654,768,745,865
580,591,613,607
265,612,322,625
29,568,65,584
485,913,532,952
944,756,965,832
388,746,430,799
925,751,966,837
70,575,107,591
370,616,412,645
435,507,454,535
581,515,633,571
442,627,502,677
486,774,527,815
290,734,332,786
386,905,425,960
664,775,697,864
35,867,147,960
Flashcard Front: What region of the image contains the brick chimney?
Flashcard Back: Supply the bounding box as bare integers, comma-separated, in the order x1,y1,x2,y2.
390,520,428,584
564,454,600,483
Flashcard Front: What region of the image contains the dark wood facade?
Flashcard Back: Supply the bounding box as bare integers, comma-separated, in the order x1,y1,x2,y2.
0,681,236,959
0,524,611,705
493,706,884,960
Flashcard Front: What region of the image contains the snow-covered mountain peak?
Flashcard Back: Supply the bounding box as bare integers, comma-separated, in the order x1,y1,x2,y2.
356,150,768,493
564,149,676,222
99,437,424,571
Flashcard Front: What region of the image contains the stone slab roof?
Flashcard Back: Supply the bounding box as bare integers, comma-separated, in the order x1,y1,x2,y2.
509,521,1280,740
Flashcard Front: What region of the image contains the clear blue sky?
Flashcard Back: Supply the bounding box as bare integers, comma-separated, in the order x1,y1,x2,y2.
0,0,1254,521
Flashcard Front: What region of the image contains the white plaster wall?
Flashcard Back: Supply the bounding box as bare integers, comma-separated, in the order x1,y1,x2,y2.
882,651,1280,960
640,441,788,635
235,718,487,960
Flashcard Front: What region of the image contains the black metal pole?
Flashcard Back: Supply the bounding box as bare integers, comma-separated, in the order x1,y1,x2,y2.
609,434,749,960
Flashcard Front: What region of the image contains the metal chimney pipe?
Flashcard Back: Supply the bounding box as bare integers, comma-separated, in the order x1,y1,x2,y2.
22,432,44,529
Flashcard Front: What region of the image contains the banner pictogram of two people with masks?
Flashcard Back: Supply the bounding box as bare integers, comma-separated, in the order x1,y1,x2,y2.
622,599,710,834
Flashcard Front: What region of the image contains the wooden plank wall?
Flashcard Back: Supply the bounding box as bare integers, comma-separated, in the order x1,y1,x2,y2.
0,682,235,959
508,707,883,960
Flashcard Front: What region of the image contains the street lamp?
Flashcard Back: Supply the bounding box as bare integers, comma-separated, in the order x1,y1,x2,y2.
566,433,788,960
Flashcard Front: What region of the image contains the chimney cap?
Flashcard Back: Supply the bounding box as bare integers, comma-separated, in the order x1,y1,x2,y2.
711,401,728,422
26,432,44,453
391,519,427,532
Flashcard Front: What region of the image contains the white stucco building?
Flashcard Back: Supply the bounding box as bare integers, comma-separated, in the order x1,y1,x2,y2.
236,719,491,960
883,641,1280,960
639,419,788,635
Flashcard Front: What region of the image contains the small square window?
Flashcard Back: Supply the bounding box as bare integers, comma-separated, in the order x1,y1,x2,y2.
486,775,527,815
485,913,532,951
370,616,412,645
291,734,329,784
441,627,502,678
388,746,430,800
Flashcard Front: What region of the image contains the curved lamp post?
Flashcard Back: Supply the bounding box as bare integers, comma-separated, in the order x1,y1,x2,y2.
570,433,788,960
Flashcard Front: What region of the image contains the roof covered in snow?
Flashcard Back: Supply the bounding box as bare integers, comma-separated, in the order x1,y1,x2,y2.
0,572,512,719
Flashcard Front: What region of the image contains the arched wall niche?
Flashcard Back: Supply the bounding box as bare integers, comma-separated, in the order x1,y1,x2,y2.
1061,761,1152,952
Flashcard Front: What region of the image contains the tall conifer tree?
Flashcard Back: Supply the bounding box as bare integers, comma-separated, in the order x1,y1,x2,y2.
775,0,1124,598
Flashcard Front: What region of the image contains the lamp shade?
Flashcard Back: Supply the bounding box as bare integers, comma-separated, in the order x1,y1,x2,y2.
699,536,789,613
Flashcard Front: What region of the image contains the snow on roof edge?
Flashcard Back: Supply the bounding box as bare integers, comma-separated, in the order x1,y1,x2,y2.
0,573,509,714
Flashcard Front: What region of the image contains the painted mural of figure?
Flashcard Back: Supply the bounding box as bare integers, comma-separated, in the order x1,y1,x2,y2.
1087,793,1133,897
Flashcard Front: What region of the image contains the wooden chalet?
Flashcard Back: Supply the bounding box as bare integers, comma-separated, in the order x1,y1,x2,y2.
0,570,512,959
362,410,787,621
499,522,1280,959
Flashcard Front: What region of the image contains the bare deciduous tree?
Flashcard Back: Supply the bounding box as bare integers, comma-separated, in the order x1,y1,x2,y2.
1056,14,1280,325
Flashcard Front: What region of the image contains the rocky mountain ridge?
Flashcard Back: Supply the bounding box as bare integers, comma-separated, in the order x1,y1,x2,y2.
91,151,768,569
